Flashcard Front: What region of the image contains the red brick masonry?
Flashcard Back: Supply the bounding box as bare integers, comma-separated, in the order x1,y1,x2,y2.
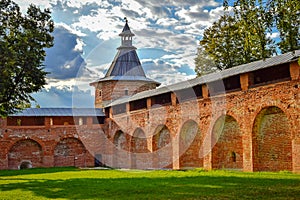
0,61,299,172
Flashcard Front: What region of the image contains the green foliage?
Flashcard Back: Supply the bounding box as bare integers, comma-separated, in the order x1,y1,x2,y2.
271,0,300,53
200,15,248,71
0,0,54,116
194,45,218,76
0,168,300,199
196,0,299,76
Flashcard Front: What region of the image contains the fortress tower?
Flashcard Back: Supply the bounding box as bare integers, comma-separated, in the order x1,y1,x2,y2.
90,19,160,108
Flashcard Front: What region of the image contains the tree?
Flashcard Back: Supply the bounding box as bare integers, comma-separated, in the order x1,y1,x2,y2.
196,0,299,76
196,9,274,75
271,0,300,53
0,0,54,116
200,14,245,71
232,0,275,62
194,45,218,76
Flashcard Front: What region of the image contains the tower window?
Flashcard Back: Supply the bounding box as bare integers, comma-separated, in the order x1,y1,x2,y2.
125,89,129,95
99,90,102,97
79,117,83,125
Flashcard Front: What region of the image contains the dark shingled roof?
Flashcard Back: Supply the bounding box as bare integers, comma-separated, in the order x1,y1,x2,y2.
91,21,160,85
119,21,134,36
107,50,300,107
11,108,105,117
122,22,131,32
105,49,145,77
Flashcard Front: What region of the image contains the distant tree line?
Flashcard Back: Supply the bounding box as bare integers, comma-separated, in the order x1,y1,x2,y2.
195,0,300,76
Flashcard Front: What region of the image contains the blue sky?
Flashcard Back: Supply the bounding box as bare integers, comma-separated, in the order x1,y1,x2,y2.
15,0,226,108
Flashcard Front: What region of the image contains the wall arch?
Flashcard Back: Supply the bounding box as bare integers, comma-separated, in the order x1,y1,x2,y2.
251,101,292,121
8,139,43,169
130,128,149,169
251,101,296,139
211,115,243,170
252,106,292,171
131,128,149,153
113,130,129,168
179,120,202,169
113,130,128,150
152,125,172,168
54,137,87,167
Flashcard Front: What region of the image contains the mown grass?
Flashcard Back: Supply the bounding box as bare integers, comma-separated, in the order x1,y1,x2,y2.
0,167,300,199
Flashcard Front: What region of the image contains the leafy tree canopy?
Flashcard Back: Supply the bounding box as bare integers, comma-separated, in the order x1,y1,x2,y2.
195,0,300,76
0,0,54,116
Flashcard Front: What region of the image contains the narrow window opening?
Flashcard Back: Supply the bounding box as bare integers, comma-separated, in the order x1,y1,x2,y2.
130,99,147,111
250,63,291,87
17,119,22,126
79,117,83,125
151,93,172,106
231,152,236,162
113,103,127,115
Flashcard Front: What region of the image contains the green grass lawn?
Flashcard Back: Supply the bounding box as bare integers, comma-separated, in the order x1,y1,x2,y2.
0,167,300,199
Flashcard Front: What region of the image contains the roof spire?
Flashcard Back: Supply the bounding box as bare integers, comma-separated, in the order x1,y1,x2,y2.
121,17,132,34
119,18,134,48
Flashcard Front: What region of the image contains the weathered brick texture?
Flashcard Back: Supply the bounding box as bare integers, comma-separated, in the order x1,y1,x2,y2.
0,60,299,172
93,80,157,108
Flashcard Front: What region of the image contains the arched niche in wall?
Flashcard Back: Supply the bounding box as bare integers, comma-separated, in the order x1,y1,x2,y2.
152,125,172,169
130,128,149,169
112,130,130,168
54,137,87,167
211,115,243,170
252,106,292,172
8,139,43,170
179,120,203,169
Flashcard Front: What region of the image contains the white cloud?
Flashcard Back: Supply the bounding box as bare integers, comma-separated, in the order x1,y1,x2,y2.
15,0,225,107
156,18,179,27
74,38,85,52
209,6,226,21
55,23,87,37
267,32,280,39
13,0,53,13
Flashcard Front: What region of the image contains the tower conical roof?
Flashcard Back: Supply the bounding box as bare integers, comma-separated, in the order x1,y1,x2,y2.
119,18,134,36
105,49,145,77
93,20,160,85
121,21,131,33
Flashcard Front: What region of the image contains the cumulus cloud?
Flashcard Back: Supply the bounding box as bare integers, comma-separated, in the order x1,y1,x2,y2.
32,86,94,108
44,26,86,79
15,0,226,107
13,0,52,13
142,59,196,86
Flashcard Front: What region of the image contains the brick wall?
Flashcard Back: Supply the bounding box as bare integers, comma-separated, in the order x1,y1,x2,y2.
93,80,157,108
252,106,292,171
0,124,105,170
8,139,43,169
105,62,300,172
212,115,243,170
0,61,299,171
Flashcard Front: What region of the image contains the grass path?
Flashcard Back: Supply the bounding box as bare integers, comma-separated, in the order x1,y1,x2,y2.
0,167,300,199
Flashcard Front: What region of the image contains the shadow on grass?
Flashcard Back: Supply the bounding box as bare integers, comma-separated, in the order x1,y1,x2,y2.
1,173,300,199
0,167,79,177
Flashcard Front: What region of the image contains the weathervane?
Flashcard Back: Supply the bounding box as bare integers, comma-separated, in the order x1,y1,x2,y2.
124,17,128,23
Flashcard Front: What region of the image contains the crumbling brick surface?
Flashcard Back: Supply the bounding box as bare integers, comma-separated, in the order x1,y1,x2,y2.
0,62,299,172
